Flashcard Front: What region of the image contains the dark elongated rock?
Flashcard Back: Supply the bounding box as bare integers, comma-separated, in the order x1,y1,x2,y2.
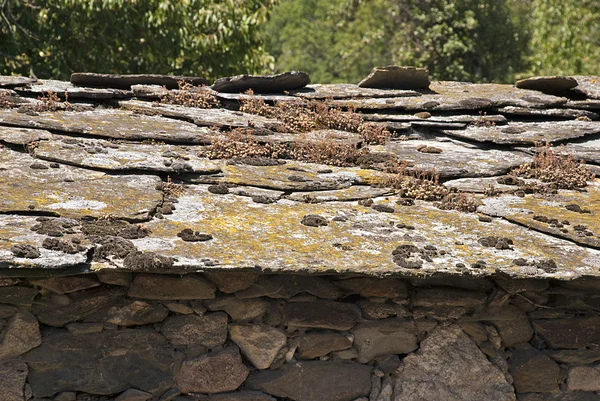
247,360,372,401
0,361,28,401
128,274,215,300
515,76,578,94
0,75,37,88
510,344,560,393
358,66,430,89
532,316,600,349
71,73,208,89
212,71,310,93
283,300,361,330
25,329,177,397
29,275,101,294
161,313,228,348
0,310,41,360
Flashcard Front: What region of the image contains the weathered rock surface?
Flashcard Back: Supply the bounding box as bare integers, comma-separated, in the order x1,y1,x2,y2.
567,366,600,391
0,286,39,306
290,84,419,99
161,313,228,348
0,75,37,88
25,329,176,397
229,324,287,369
128,274,216,300
212,71,310,93
16,79,131,99
71,73,208,89
175,346,248,394
205,296,269,321
547,346,600,364
209,391,276,401
532,316,600,349
497,106,598,120
358,66,430,90
203,271,257,293
297,332,352,359
352,319,418,363
472,306,534,347
509,344,560,393
393,324,515,401
104,300,169,326
515,76,578,94
0,361,28,401
247,361,372,401
236,275,339,299
29,275,101,293
0,126,52,146
334,277,408,298
0,310,41,360
114,388,153,401
572,75,600,99
284,300,361,330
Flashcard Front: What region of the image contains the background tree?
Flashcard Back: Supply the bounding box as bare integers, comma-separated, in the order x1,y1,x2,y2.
0,0,278,80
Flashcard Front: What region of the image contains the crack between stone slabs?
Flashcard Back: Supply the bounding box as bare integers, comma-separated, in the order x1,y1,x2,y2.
0,263,93,277
0,210,61,218
490,215,600,251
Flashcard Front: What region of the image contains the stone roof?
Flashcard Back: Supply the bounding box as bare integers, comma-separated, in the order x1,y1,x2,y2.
1,70,599,280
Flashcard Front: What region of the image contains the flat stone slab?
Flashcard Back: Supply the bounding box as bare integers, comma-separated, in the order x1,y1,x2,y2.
443,177,526,194
0,215,89,269
515,76,578,94
71,73,208,89
369,140,531,178
16,79,131,99
561,137,600,164
496,106,599,120
0,147,162,220
0,126,52,146
0,108,214,144
333,81,567,111
32,135,221,174
289,84,420,99
0,75,37,88
212,71,310,93
443,121,600,145
86,184,600,278
363,113,508,125
567,99,600,111
285,186,393,202
358,66,430,90
479,181,600,249
573,76,600,99
119,99,284,130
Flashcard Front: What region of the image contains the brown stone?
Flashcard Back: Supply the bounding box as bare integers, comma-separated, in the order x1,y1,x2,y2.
115,388,153,401
247,360,372,401
0,305,17,319
352,319,418,363
96,272,133,286
211,72,310,93
517,393,600,401
413,287,488,308
105,300,169,326
163,302,194,315
493,276,549,294
547,346,600,364
203,271,257,293
236,275,339,300
473,306,534,347
334,278,408,298
209,392,276,401
0,286,39,306
161,313,228,348
229,324,287,369
568,366,600,391
65,322,104,335
358,301,410,320
510,344,559,393
297,332,352,359
29,275,101,294
205,296,269,321
458,321,488,342
532,316,600,349
394,325,515,401
284,300,361,331
0,310,41,360
128,274,215,300
25,329,176,397
175,347,248,394
0,361,28,401
71,72,208,89
358,66,430,89
515,76,578,94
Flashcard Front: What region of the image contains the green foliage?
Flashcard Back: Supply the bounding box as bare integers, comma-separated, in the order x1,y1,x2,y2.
0,0,277,80
527,0,600,76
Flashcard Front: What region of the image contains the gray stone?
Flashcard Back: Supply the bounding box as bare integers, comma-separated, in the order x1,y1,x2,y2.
203,271,258,293
547,346,600,364
394,325,515,401
358,301,410,320
229,324,287,369
54,392,76,401
128,274,216,300
515,76,578,93
16,79,131,99
572,75,600,99
284,301,361,331
0,126,52,146
29,275,101,293
509,344,559,393
297,332,353,359
517,392,600,401
25,329,176,397
352,319,418,363
532,316,600,349
0,361,28,401
175,346,248,394
0,310,41,360
358,66,430,89
247,360,372,401
105,300,169,326
0,286,39,306
0,75,37,88
205,296,269,321
413,287,488,308
164,302,194,315
32,287,123,327
212,71,310,93
235,275,339,299
497,106,598,120
115,388,153,401
96,272,133,286
568,366,600,391
161,313,228,348
0,305,17,319
71,73,208,89
209,391,276,401
334,278,408,298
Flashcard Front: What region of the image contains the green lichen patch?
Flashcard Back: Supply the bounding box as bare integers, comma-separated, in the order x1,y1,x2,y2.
479,180,600,248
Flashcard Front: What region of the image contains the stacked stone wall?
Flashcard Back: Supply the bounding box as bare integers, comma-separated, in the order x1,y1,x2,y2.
1,271,600,401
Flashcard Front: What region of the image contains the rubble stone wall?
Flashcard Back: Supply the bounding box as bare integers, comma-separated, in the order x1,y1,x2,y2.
1,271,600,401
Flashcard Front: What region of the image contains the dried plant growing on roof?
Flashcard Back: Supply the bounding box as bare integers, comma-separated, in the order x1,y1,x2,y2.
160,80,220,108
